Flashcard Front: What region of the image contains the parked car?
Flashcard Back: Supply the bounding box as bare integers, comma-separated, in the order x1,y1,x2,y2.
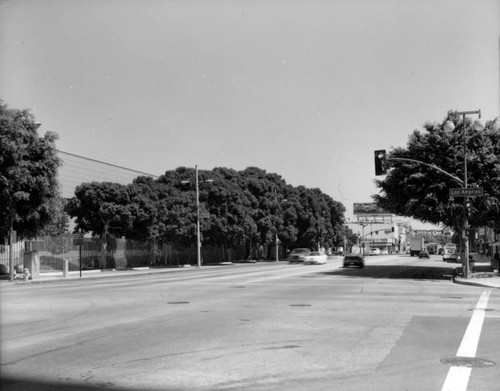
369,248,381,256
418,250,430,259
303,251,327,265
343,253,365,268
288,248,311,263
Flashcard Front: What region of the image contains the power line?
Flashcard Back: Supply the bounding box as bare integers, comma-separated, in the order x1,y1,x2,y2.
58,150,160,179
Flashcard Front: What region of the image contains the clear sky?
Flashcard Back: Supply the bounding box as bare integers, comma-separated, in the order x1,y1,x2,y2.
1,0,499,227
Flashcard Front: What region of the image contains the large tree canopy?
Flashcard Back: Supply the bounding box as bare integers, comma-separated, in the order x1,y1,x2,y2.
67,166,351,253
0,101,61,239
373,113,500,232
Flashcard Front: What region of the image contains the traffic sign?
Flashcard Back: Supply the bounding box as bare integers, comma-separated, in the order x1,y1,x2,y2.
449,188,483,198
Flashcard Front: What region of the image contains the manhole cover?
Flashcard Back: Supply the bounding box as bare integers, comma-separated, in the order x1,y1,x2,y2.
441,357,496,368
290,304,312,307
264,345,301,350
167,301,190,305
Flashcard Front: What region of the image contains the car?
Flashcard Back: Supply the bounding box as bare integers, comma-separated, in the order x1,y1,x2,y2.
288,248,311,263
343,253,365,268
369,248,381,255
418,250,430,259
303,251,327,265
443,248,458,262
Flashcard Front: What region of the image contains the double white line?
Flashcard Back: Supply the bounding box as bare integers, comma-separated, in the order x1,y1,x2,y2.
441,289,492,391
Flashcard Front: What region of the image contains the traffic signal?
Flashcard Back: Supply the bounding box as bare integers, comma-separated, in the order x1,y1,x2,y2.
374,150,387,175
465,199,472,216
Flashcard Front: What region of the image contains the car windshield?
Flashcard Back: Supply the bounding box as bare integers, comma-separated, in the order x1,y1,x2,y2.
309,252,321,256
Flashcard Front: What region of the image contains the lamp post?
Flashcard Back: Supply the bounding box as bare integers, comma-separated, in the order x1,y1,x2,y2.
182,165,212,268
443,110,485,278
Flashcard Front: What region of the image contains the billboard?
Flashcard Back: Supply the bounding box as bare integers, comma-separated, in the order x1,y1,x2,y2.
353,203,390,216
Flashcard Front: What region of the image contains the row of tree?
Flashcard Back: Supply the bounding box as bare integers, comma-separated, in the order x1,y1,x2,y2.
4,99,499,268
65,167,355,259
1,101,355,262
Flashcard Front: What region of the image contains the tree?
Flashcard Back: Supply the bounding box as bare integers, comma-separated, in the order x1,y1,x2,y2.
38,195,70,236
0,101,61,279
126,176,171,264
373,114,500,234
65,182,132,268
152,166,348,259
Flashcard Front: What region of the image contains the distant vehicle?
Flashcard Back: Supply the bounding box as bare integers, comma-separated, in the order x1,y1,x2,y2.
343,253,365,268
438,247,444,255
410,237,425,256
288,248,311,263
426,243,437,254
418,250,430,259
443,247,458,262
369,248,381,255
303,251,327,265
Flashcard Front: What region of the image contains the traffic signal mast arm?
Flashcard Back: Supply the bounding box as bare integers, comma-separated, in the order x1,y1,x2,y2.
386,157,464,186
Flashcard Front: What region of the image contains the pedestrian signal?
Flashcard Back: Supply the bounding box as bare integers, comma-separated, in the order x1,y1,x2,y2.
374,150,387,175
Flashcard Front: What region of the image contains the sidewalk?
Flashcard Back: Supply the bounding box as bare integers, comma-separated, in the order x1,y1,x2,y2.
0,265,225,285
2,260,499,289
453,261,500,289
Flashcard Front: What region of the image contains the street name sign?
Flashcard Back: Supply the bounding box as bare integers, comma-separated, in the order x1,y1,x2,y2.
449,188,484,198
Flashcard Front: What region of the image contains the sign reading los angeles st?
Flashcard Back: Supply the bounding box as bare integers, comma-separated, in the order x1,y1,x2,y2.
449,188,484,198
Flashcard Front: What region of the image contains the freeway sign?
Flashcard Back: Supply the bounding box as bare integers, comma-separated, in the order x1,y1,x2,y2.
449,188,484,198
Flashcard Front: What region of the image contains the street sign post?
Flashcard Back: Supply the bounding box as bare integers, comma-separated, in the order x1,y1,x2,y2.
449,188,483,198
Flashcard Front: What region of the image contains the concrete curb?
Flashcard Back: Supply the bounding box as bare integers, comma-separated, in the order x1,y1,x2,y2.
453,277,500,289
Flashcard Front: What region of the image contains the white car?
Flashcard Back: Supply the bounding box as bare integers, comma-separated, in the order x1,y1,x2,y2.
369,248,381,255
303,251,327,265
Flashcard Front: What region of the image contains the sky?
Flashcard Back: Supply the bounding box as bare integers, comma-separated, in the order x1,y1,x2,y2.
1,0,499,229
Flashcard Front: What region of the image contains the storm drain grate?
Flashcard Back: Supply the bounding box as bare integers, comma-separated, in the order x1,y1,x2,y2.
290,304,312,307
167,301,190,305
441,357,496,368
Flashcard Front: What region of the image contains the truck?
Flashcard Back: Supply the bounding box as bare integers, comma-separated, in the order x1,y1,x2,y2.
426,242,438,254
409,236,425,256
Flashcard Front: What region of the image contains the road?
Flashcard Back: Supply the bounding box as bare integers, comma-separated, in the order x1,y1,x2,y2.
1,254,499,391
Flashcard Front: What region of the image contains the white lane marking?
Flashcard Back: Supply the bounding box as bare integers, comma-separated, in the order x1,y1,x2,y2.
441,289,491,391
456,290,490,358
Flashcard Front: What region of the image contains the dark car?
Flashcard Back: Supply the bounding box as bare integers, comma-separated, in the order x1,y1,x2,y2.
418,250,430,259
343,253,364,268
288,248,311,263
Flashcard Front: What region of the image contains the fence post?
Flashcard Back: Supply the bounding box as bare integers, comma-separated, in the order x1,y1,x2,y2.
63,259,69,277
